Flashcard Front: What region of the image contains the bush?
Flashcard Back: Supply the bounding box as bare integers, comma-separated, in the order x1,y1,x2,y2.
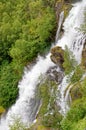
61,98,86,130
73,116,86,130
0,61,19,109
61,118,74,130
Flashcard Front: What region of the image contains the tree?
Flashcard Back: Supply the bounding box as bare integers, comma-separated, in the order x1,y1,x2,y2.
0,0,56,110
63,45,77,75
0,61,19,109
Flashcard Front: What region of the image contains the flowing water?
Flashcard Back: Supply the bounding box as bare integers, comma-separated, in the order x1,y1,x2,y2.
0,0,86,129
55,11,64,42
56,0,86,115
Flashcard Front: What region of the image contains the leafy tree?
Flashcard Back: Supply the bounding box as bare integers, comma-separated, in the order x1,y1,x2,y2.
0,0,56,65
0,61,19,109
0,0,56,110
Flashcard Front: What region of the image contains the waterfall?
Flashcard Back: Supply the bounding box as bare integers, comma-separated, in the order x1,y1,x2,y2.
57,0,86,115
0,0,86,129
55,11,64,42
56,0,86,63
0,54,56,130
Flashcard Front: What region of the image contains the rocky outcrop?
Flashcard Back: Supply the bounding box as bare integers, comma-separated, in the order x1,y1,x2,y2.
47,66,64,83
50,46,64,68
55,0,72,22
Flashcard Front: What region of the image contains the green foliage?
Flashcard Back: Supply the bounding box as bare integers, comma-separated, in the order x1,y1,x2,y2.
70,76,86,103
0,0,56,65
61,97,86,130
0,61,19,109
70,82,83,102
38,79,62,129
61,72,86,130
42,111,62,129
70,66,84,83
0,0,56,110
73,117,86,130
63,45,77,75
61,118,74,130
63,46,84,84
80,77,86,97
38,79,57,115
67,100,86,122
9,116,27,130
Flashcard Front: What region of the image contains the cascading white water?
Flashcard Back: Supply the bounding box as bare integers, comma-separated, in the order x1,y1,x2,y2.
56,0,86,59
0,0,86,129
55,11,64,42
57,0,86,115
0,54,56,130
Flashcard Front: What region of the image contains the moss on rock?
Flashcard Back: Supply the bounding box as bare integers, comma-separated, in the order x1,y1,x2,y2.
70,83,83,102
55,0,72,20
50,46,64,68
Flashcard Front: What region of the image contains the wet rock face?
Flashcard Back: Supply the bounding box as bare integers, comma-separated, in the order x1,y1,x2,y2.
55,1,63,21
55,0,72,23
82,42,86,69
50,46,64,69
46,66,64,84
84,41,86,48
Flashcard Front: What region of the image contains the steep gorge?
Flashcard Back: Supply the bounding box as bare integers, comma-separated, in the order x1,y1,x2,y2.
0,0,86,130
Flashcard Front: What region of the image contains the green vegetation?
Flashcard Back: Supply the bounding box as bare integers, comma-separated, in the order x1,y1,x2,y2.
61,97,86,130
61,45,86,130
0,0,86,130
28,79,62,130
60,46,86,130
0,0,56,110
0,61,19,109
9,117,27,130
38,79,62,129
70,66,84,83
63,45,77,75
63,46,84,84
0,0,56,65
